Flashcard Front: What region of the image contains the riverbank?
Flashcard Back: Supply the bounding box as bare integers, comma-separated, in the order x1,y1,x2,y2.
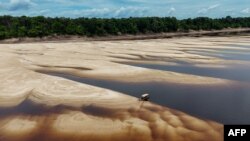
1,28,250,44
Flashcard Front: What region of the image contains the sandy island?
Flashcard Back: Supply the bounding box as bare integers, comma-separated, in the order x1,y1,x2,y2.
1,35,250,141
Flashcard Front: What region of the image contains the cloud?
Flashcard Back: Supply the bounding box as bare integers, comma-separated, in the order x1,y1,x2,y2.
207,4,220,10
40,9,50,14
9,0,36,11
81,8,111,18
60,6,149,18
241,8,250,14
168,7,176,15
198,4,220,14
28,9,51,16
113,6,148,17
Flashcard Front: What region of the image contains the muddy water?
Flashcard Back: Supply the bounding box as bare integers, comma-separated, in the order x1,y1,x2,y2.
0,99,146,141
0,100,69,141
0,100,73,117
42,72,250,124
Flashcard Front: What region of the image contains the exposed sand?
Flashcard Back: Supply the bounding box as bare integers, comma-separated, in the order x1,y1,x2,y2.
1,36,250,141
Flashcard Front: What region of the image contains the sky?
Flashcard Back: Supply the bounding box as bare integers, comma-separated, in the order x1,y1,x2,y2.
0,0,249,19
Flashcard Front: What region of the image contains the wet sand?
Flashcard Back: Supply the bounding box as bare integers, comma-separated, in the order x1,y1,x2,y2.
41,71,250,124
1,36,250,141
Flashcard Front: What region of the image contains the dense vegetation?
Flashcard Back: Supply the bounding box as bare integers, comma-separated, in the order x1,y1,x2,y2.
0,16,250,39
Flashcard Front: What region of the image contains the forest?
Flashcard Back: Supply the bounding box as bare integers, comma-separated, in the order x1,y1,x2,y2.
0,16,250,39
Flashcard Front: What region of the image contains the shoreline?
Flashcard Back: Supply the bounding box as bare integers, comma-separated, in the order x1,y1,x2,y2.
1,28,250,44
1,35,250,141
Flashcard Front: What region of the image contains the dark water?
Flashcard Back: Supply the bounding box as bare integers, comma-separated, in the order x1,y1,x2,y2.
110,44,250,124
42,72,250,124
185,44,250,61
1,44,250,126
189,50,250,61
125,63,250,83
227,44,250,49
0,100,75,117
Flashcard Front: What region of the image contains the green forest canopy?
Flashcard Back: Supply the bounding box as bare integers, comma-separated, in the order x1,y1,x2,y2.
0,16,250,39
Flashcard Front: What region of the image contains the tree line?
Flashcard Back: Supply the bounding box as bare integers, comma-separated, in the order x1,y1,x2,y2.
0,16,250,40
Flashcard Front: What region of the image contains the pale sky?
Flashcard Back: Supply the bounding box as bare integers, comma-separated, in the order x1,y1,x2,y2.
0,0,249,19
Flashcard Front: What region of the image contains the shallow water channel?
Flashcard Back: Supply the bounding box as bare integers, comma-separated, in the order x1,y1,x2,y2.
1,44,250,126
40,44,250,124
42,70,250,124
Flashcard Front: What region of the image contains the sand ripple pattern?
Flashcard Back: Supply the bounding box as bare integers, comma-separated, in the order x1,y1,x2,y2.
2,36,247,141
